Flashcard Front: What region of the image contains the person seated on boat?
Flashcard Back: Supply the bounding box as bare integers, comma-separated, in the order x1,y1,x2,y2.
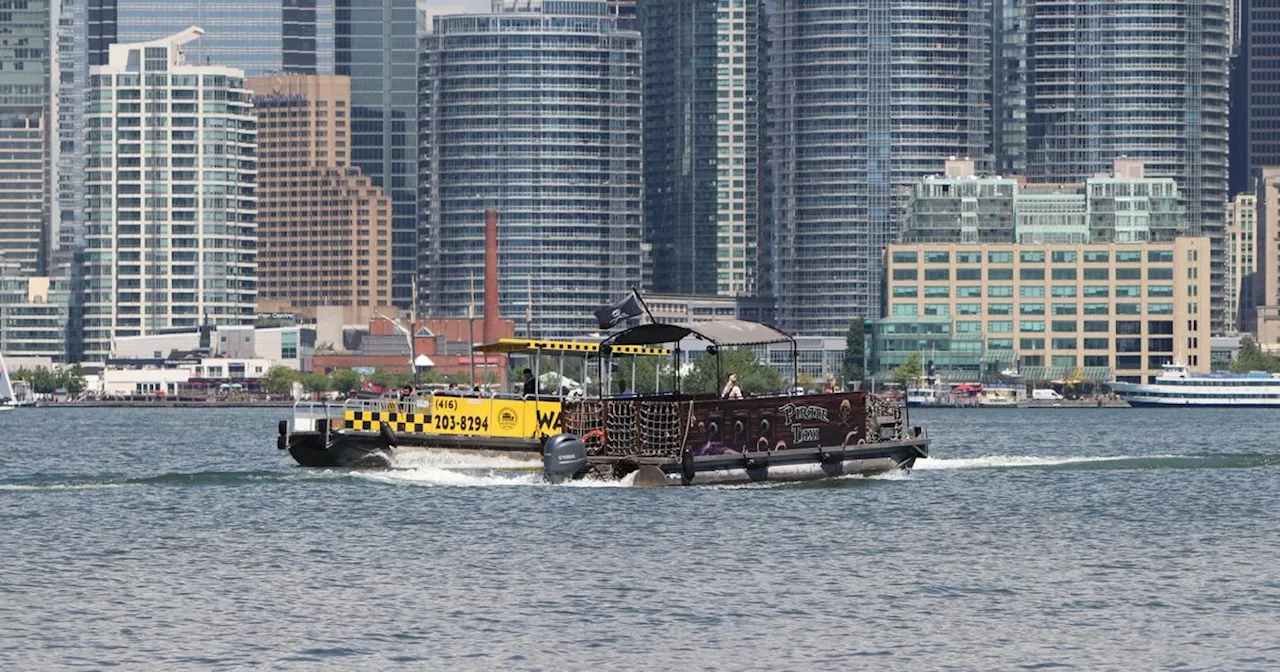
721,374,743,399
616,379,635,398
522,368,537,397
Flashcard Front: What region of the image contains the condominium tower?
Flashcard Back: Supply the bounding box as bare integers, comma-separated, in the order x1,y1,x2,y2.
640,0,760,296
248,75,392,312
81,29,256,361
1237,0,1280,192
768,0,990,336
421,0,643,339
1017,0,1231,331
0,0,52,276
1225,192,1258,333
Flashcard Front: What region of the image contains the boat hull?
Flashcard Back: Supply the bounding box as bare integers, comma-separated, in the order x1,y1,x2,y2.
603,438,929,486
285,429,542,469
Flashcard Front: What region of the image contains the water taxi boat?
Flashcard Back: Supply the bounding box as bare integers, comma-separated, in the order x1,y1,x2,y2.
279,336,668,468
277,320,930,486
1111,362,1280,407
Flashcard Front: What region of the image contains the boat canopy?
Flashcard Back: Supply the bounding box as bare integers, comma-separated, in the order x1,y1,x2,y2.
602,319,794,348
472,337,669,357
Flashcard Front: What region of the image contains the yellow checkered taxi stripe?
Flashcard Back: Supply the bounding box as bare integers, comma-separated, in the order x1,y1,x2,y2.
345,410,431,434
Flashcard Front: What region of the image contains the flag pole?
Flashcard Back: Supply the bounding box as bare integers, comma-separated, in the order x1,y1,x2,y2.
631,287,654,324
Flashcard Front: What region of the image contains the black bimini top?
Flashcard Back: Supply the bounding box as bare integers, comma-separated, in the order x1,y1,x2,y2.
602,319,794,348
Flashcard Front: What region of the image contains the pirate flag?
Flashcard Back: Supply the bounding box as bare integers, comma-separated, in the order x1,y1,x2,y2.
594,292,644,329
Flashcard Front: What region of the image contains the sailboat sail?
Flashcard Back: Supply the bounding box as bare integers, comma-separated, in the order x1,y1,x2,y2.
0,351,14,401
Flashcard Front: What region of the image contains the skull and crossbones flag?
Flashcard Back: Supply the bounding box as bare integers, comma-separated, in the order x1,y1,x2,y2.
594,291,644,329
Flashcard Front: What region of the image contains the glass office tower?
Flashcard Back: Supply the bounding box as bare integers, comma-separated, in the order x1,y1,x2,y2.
0,0,52,276
88,0,335,75
334,0,419,308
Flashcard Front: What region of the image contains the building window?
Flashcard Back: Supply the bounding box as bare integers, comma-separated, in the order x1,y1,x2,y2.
1052,286,1078,298
1083,338,1110,350
1084,355,1109,367
1019,320,1045,332
1148,267,1174,280
892,251,918,263
1052,251,1078,263
1020,250,1045,263
1083,268,1110,281
988,268,1013,281
1051,268,1077,281
1020,268,1045,281
1020,338,1045,350
957,303,981,315
1084,251,1110,263
956,268,982,281
988,338,1014,350
1147,250,1174,263
956,251,981,264
988,286,1014,298
989,321,1013,333
892,269,917,281
1116,355,1143,370
1117,251,1143,263
893,286,918,297
956,321,981,333
1052,303,1078,316
925,251,950,264
988,303,1013,316
924,269,950,282
988,251,1013,264
1021,286,1045,298
924,286,950,298
1021,303,1045,315
957,286,982,298
1083,303,1109,316
1052,355,1077,368
1052,321,1078,333
892,304,918,316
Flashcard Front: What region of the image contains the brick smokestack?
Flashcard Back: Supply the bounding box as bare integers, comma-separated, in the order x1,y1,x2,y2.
483,208,500,343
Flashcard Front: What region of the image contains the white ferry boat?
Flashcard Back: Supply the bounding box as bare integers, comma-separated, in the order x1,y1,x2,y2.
1111,363,1280,407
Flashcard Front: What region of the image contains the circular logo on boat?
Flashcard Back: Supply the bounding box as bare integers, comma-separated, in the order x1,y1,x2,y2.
498,407,519,431
839,399,853,426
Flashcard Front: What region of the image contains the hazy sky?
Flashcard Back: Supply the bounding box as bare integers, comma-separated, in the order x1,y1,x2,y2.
421,0,492,25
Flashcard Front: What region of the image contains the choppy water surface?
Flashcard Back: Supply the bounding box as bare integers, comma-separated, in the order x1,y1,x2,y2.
2,407,1278,670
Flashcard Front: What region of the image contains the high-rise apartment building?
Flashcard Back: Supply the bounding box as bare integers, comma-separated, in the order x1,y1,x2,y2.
248,75,392,311
640,0,760,296
1256,168,1280,345
1225,192,1258,333
80,28,256,361
0,0,52,276
421,0,643,339
1017,0,1231,332
334,0,418,309
767,0,990,336
86,0,335,75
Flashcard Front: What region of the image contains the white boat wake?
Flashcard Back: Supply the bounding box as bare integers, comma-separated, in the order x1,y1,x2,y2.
914,454,1185,470
349,450,637,488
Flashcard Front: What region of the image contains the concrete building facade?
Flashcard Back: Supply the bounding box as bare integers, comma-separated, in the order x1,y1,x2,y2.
1225,192,1259,333
0,266,70,362
767,0,990,336
421,1,643,340
883,239,1214,384
248,74,392,312
81,28,257,361
640,0,760,297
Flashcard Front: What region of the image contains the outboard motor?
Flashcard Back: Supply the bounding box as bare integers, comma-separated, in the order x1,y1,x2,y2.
543,433,590,484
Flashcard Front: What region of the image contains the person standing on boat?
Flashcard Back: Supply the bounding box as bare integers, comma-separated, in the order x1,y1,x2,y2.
522,368,537,397
721,374,743,399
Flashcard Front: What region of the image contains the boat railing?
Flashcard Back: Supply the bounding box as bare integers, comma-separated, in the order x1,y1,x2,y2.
291,400,334,433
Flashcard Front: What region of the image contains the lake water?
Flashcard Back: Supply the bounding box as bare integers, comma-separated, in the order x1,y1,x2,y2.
2,407,1278,670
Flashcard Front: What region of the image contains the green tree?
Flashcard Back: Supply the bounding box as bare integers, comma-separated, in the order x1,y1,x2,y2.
1230,335,1280,374
368,366,413,389
841,320,867,386
892,353,924,387
330,369,361,394
679,347,784,396
261,366,297,395
60,365,86,394
298,372,331,394
13,367,58,394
